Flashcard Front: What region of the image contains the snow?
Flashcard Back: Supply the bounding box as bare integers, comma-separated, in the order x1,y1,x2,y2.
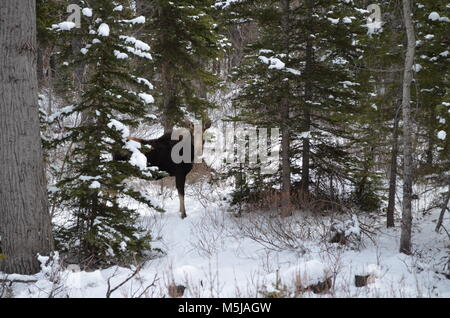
134,77,154,90
107,119,130,139
339,81,360,88
124,46,152,59
114,50,129,60
120,36,151,51
52,21,76,31
342,17,353,24
120,16,146,25
89,181,101,189
328,18,340,24
113,5,124,12
124,140,147,170
214,0,242,9
98,23,110,37
82,8,93,17
139,93,155,104
258,55,300,76
271,259,329,289
4,179,450,298
428,12,440,21
413,64,422,72
437,130,446,140
47,105,75,122
364,21,383,35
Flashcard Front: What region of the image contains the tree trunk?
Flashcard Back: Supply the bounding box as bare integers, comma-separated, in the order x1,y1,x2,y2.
70,0,86,98
0,0,54,274
425,110,435,166
161,59,177,133
435,184,450,232
301,0,314,196
399,0,415,255
280,0,291,217
387,106,400,228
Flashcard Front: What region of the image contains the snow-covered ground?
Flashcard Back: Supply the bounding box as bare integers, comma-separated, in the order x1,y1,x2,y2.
2,178,449,298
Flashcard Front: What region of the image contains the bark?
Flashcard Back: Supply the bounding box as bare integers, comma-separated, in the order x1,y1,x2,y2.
387,106,400,228
0,0,54,274
37,45,52,89
301,0,313,196
280,0,291,217
70,0,86,97
435,184,450,232
425,110,435,166
399,0,416,255
161,59,177,133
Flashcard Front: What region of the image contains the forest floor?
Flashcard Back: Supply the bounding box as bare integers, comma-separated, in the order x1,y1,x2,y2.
2,177,450,298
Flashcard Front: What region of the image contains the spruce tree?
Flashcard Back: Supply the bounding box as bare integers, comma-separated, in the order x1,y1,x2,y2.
138,0,228,131
50,1,159,266
414,0,449,230
225,0,380,211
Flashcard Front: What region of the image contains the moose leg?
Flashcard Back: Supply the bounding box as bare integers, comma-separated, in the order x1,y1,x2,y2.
175,173,187,219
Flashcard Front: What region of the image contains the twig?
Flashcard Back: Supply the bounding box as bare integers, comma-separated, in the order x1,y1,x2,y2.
106,264,142,298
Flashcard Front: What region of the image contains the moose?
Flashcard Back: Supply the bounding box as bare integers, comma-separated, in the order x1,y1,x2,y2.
113,120,211,219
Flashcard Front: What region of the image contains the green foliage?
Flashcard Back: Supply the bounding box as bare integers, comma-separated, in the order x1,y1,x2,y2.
225,0,384,209
49,0,160,266
413,0,449,180
140,0,228,126
37,0,65,45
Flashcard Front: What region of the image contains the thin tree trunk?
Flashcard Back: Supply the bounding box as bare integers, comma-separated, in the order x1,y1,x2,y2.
435,184,450,232
280,0,291,217
301,0,313,196
399,0,416,255
161,59,177,133
0,0,54,274
426,110,435,165
70,0,86,100
387,106,400,228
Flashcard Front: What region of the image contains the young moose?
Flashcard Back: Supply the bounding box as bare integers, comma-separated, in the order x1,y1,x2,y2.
113,120,211,218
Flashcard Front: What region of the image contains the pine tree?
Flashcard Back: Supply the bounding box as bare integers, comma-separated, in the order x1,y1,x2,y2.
414,0,449,172
353,0,405,222
49,1,159,266
225,0,380,212
414,0,449,232
138,0,228,131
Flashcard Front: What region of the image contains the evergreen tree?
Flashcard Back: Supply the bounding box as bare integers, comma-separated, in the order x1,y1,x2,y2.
414,0,449,172
414,0,449,230
49,1,159,266
138,0,228,131
224,0,381,212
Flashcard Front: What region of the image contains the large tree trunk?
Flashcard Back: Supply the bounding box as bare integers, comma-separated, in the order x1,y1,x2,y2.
387,106,400,228
280,0,292,217
0,0,54,274
399,0,416,255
